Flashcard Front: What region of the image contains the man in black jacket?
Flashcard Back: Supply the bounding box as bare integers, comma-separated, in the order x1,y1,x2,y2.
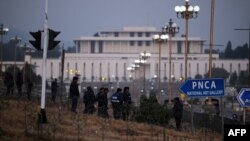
83,86,96,114
16,72,23,97
122,86,132,120
96,87,109,118
172,97,183,131
70,76,80,113
51,78,58,102
111,88,123,119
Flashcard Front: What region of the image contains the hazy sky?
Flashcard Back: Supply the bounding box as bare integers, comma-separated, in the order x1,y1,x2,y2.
0,0,250,49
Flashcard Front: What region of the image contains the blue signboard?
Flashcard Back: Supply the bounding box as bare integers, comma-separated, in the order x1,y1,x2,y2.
179,78,224,98
237,88,250,107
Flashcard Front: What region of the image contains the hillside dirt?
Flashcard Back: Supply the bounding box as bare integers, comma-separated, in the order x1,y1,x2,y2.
0,99,223,141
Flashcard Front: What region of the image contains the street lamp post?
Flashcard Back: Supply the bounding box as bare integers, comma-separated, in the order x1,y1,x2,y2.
134,56,145,94
140,51,151,94
19,43,30,82
11,36,22,93
162,19,179,104
0,24,9,79
128,63,139,104
175,0,199,133
175,0,199,80
235,27,250,87
209,0,215,77
235,21,250,125
153,33,168,96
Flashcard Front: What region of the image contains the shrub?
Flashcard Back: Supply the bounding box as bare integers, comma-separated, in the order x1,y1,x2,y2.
133,94,170,126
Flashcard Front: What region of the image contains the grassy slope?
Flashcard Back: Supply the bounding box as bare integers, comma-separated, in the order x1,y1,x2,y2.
0,100,222,141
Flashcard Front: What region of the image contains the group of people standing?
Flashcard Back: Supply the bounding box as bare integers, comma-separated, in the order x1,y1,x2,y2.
111,87,132,120
3,72,33,100
69,76,132,120
60,76,184,131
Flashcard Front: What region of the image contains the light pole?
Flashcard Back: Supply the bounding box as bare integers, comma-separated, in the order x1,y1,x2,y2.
175,0,199,80
235,21,250,125
209,0,215,77
235,27,250,88
0,24,9,79
134,57,145,93
153,33,168,96
19,42,31,82
162,19,179,104
175,0,199,133
140,51,151,94
11,36,22,93
128,63,139,104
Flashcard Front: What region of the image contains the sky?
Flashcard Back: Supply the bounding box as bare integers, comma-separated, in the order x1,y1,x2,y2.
0,0,250,49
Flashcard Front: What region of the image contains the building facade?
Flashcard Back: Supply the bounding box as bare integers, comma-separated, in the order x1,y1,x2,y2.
25,27,248,83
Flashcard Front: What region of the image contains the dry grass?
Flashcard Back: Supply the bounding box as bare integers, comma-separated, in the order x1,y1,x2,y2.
0,99,223,141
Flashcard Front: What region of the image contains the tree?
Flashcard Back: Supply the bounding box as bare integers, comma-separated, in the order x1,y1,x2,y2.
4,65,21,77
134,94,170,125
23,62,41,84
229,71,237,86
195,74,202,79
238,70,248,86
66,46,76,53
47,45,61,58
204,68,230,79
234,43,248,59
220,42,249,59
224,41,233,59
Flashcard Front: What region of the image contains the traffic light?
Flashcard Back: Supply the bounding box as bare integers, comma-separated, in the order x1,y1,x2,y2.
48,29,60,50
29,31,42,50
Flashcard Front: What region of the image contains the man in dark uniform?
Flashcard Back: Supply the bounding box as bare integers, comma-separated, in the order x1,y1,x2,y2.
172,97,183,131
5,72,14,95
83,86,96,114
16,72,23,97
111,88,123,119
96,87,105,117
96,87,109,118
51,78,58,102
26,78,33,100
70,76,80,113
122,86,132,120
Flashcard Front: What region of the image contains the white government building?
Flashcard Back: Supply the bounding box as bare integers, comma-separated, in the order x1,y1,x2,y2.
25,27,248,84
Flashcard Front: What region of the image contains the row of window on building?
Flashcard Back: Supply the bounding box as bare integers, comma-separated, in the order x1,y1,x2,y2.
88,40,194,54
40,61,247,81
112,32,152,37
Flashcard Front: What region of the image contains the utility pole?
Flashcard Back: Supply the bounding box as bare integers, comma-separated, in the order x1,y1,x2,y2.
39,0,49,123
0,24,8,79
235,20,250,126
60,47,65,104
209,0,215,77
234,20,250,87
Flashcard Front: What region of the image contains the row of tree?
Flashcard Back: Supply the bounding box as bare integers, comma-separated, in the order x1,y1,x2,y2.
194,67,248,90
204,41,249,59
1,41,76,61
219,41,249,59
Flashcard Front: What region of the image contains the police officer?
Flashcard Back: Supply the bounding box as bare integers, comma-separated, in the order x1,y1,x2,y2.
51,78,58,102
70,76,80,113
96,87,109,118
172,97,183,131
122,86,132,120
83,86,96,114
111,88,123,119
16,72,23,97
26,78,33,100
